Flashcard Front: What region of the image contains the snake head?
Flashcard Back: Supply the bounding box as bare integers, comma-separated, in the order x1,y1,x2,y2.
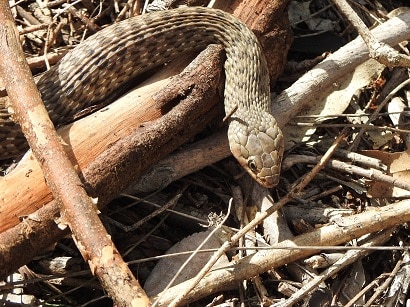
229,122,284,188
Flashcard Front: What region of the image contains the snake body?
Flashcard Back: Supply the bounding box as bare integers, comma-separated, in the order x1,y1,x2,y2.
0,7,283,187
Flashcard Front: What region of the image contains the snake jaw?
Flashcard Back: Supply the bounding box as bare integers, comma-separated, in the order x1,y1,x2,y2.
229,123,284,188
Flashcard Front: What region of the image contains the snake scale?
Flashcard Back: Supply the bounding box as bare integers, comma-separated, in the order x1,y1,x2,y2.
0,6,284,188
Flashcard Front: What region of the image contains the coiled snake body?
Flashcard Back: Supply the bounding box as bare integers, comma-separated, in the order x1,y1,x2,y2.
0,7,284,188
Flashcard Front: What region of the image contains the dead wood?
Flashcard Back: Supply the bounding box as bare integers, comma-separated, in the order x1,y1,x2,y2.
1,5,410,284
0,45,224,230
126,130,231,193
0,46,225,279
0,1,290,285
0,0,292,233
152,199,410,306
0,2,151,305
273,10,410,127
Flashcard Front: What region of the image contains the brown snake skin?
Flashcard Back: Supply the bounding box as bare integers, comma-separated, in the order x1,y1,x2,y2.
0,7,284,188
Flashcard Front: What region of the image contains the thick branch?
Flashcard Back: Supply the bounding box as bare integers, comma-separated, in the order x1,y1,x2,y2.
0,48,224,232
0,2,150,305
153,199,410,305
0,46,225,279
273,10,410,127
1,7,410,282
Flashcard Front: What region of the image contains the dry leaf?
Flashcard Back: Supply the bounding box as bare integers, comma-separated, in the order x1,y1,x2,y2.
362,149,410,197
284,59,385,150
144,230,229,296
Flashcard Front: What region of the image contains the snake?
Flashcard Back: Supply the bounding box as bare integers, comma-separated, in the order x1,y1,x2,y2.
0,6,284,188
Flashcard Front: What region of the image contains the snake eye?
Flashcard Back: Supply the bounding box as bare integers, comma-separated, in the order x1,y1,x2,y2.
248,159,258,173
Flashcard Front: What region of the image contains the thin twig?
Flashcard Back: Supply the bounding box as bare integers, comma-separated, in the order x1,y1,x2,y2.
332,0,410,67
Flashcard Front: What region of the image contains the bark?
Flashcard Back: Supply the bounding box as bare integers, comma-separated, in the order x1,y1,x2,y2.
0,1,150,305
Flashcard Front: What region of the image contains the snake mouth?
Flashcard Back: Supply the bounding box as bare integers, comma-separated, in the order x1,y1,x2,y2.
246,161,280,188
232,152,281,188
253,173,280,188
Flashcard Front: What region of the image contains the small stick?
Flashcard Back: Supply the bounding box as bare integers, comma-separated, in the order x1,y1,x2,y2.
332,0,410,67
